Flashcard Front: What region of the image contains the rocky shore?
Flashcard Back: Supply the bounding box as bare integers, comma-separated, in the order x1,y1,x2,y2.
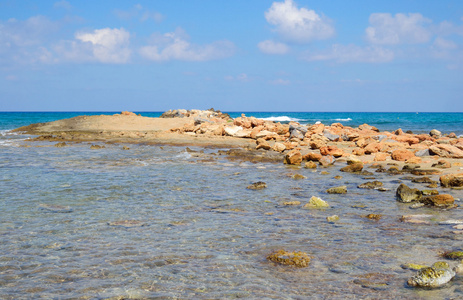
13,108,463,289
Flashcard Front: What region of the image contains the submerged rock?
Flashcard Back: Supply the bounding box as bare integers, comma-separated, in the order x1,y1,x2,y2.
420,194,455,208
246,181,267,190
401,263,428,271
326,186,347,194
396,183,422,203
365,214,382,220
326,215,340,222
340,162,363,173
407,261,455,288
358,181,383,189
39,203,73,213
108,220,146,228
443,251,463,260
267,249,311,267
90,144,105,149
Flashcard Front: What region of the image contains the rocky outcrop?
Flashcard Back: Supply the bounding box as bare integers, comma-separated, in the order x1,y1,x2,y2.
429,144,463,158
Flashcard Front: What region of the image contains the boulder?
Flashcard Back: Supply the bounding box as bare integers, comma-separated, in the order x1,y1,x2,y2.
303,152,322,162
284,149,302,165
304,161,317,169
224,125,243,136
320,145,344,158
429,129,442,138
364,142,381,154
256,130,278,140
272,142,286,152
415,149,430,157
267,249,311,268
323,130,340,141
420,194,455,208
391,149,415,161
432,159,451,169
374,152,390,161
358,181,383,189
440,173,463,188
319,155,335,167
407,262,455,288
396,183,421,202
233,129,251,138
304,196,329,208
429,144,463,158
340,162,363,173
246,182,267,190
327,186,347,194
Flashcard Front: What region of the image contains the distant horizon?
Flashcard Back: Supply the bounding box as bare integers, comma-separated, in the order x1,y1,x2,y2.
1,110,463,114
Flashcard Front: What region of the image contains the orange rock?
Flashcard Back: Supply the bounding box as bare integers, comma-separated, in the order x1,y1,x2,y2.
391,149,415,161
364,142,382,154
374,152,389,161
303,152,322,161
352,148,365,156
284,149,302,165
429,144,463,158
250,126,264,139
320,145,344,157
406,156,422,164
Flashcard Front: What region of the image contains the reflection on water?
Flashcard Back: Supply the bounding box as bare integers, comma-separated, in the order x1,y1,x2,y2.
1,142,463,299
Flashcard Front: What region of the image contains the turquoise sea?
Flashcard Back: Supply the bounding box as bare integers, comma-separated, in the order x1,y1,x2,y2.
1,112,463,299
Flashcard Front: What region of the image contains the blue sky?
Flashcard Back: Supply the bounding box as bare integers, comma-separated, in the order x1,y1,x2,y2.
1,0,462,112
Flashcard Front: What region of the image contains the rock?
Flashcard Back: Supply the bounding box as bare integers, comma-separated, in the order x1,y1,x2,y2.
39,203,73,213
246,182,267,190
443,251,463,260
304,196,329,208
327,215,340,222
303,152,322,161
284,149,302,165
420,194,455,208
407,261,455,288
429,144,463,158
273,142,286,152
346,156,362,165
411,169,442,176
365,213,382,220
267,249,311,267
122,146,130,150
352,148,365,156
323,130,340,141
224,125,243,136
319,155,335,167
415,149,430,157
401,263,428,271
108,220,146,228
320,145,344,157
391,149,415,161
358,181,383,189
340,162,363,173
430,129,442,138
304,161,317,169
90,144,105,149
54,142,66,147
292,174,306,180
364,142,381,154
256,130,278,140
283,201,301,206
327,186,347,194
396,183,422,202
121,111,137,116
233,129,251,138
432,159,451,169
422,190,439,196
411,176,435,184
256,138,271,150
400,214,432,224
440,173,463,188
374,152,389,161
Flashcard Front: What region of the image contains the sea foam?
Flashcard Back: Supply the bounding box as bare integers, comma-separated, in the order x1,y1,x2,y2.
261,116,303,122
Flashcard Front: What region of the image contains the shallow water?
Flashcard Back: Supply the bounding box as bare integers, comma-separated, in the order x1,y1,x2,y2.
1,140,463,299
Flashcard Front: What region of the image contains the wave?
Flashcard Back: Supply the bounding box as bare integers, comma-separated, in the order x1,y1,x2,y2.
261,116,303,122
333,118,352,122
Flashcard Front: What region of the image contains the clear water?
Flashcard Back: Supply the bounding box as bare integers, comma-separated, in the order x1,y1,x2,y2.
1,113,463,299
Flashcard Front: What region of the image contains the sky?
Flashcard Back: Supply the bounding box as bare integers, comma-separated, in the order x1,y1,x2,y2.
1,0,463,112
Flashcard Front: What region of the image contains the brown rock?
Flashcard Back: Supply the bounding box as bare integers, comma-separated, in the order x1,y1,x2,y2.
320,145,344,158
256,138,271,150
303,152,322,162
364,142,381,154
374,152,389,161
352,148,365,156
406,156,422,164
340,162,363,173
391,149,415,161
429,144,463,158
121,111,137,116
250,126,264,139
267,249,311,267
319,155,335,167
273,142,286,152
432,159,451,169
440,173,463,188
420,194,455,207
304,161,317,169
284,149,302,165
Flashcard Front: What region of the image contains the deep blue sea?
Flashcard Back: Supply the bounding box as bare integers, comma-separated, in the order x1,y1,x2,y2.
1,111,463,299
1,111,462,135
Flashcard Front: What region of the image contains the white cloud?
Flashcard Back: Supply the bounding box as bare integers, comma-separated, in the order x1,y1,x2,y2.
303,44,394,63
113,5,163,23
54,0,72,10
140,29,235,62
366,13,432,45
258,40,289,54
433,37,457,50
270,78,290,85
225,73,249,82
265,0,334,44
72,28,131,63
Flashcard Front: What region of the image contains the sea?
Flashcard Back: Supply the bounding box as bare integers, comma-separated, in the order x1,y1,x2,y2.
1,111,463,299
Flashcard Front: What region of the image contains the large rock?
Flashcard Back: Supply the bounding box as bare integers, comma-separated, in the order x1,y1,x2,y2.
284,149,302,165
429,144,463,158
429,129,442,138
396,183,422,202
320,145,344,158
327,186,347,194
440,173,463,188
407,262,455,288
420,194,455,208
319,155,335,167
272,142,286,152
303,152,322,162
391,149,415,161
267,249,311,267
224,125,243,136
304,196,329,208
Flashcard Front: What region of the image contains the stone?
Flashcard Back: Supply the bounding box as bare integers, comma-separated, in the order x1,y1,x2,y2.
304,161,317,169
256,138,271,150
352,148,365,156
358,181,383,189
247,182,267,190
365,214,382,220
284,149,302,165
326,186,347,194
400,214,433,224
283,200,301,206
396,183,422,202
411,169,442,176
108,220,146,228
54,142,66,147
39,203,73,213
256,130,278,140
432,159,451,169
303,152,322,161
420,194,455,207
401,263,428,271
292,174,306,180
327,215,340,222
364,142,381,154
415,149,430,157
374,152,389,161
320,145,344,157
233,129,251,138
319,155,335,167
430,129,442,138
224,125,243,136
272,142,286,152
429,144,463,158
304,196,329,208
443,251,463,260
323,130,340,141
391,149,415,161
267,249,311,267
440,173,463,188
90,144,105,149
407,261,455,288
340,162,363,173
346,156,362,165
